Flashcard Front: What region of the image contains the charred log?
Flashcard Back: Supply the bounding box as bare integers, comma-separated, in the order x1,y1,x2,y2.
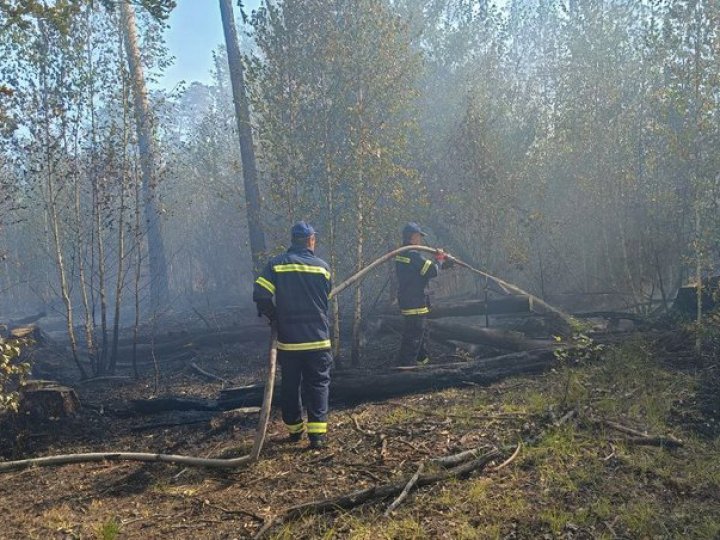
219,348,556,409
378,317,549,352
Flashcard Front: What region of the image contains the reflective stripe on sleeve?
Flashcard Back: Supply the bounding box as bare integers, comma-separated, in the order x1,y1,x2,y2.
273,263,330,280
420,259,433,276
395,255,411,264
401,306,430,316
255,276,276,294
285,422,305,434
277,339,332,351
307,422,327,434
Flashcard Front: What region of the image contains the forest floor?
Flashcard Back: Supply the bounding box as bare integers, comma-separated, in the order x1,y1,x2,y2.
0,329,719,539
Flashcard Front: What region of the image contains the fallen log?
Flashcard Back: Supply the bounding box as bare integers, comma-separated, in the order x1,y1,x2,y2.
220,348,556,409
430,297,531,318
383,297,531,319
130,411,217,432
573,311,645,322
129,396,219,414
8,311,47,327
378,317,548,352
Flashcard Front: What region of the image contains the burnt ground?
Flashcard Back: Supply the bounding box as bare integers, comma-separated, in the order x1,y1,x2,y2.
0,326,719,539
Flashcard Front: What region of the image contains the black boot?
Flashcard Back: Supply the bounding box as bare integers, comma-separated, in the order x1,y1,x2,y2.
287,432,303,443
308,434,327,449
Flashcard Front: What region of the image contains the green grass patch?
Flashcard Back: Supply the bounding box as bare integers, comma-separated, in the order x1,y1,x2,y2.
276,336,720,539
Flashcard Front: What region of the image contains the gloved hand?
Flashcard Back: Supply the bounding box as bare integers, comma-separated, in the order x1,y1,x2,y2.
255,300,276,323
435,250,454,269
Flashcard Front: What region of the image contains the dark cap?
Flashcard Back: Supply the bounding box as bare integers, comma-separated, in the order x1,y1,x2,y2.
291,221,317,239
402,222,427,240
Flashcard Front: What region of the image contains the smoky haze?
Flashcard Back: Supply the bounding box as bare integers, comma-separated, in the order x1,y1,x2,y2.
0,0,717,353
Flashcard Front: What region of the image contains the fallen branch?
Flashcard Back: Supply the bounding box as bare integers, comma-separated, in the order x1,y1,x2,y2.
254,448,502,539
77,376,132,385
491,441,522,472
349,414,375,436
190,362,231,385
611,436,684,448
601,419,683,448
431,445,494,468
0,326,279,474
384,462,424,516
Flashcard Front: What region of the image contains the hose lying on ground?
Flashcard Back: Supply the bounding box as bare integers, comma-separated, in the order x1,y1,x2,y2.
0,245,570,473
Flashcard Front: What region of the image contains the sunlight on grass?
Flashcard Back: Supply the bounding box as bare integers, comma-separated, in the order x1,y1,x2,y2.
274,338,720,539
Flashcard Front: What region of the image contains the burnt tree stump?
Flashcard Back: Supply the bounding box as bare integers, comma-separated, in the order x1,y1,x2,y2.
20,383,81,419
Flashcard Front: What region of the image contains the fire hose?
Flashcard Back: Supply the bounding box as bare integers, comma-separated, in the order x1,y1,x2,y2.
0,246,572,473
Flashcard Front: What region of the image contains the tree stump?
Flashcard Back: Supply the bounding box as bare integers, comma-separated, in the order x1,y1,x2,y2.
20,383,81,419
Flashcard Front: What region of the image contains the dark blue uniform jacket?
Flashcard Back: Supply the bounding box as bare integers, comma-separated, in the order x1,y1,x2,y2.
395,249,439,315
253,246,332,351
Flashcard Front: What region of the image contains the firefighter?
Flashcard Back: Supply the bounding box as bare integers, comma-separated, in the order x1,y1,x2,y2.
253,222,332,449
395,222,452,366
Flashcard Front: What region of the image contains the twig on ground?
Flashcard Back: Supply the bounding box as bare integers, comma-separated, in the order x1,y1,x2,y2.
190,362,231,385
555,409,577,427
397,438,430,454
379,434,388,463
384,462,425,517
254,448,502,539
387,400,525,421
491,441,521,472
349,414,376,436
202,501,264,522
600,419,683,447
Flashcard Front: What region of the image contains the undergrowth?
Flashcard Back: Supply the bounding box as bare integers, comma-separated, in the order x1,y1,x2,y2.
278,337,720,539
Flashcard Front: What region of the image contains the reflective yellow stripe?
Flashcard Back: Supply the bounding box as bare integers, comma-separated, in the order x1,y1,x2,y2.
307,422,327,434
401,307,430,316
420,259,433,276
277,339,332,351
273,263,330,280
286,422,305,434
255,276,276,294
395,256,411,264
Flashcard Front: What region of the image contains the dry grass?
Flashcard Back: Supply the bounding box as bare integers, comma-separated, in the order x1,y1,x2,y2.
0,335,718,539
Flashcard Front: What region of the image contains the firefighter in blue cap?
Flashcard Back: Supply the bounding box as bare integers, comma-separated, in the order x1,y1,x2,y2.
395,222,452,365
253,221,332,449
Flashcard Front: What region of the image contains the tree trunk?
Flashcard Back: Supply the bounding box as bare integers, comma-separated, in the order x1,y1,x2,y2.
352,191,364,366
218,0,267,273
37,18,86,380
120,0,169,312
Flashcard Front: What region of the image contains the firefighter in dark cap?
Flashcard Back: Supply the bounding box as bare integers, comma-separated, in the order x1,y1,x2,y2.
394,222,452,365
253,222,332,449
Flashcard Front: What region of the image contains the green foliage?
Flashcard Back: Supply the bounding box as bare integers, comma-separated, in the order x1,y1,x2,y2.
553,327,604,408
553,330,605,368
97,518,121,540
0,336,30,413
248,0,423,274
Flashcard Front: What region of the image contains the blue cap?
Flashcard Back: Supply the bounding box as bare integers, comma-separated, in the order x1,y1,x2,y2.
402,222,427,240
291,221,316,238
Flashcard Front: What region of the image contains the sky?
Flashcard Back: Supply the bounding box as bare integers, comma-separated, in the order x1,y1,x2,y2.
159,0,262,90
